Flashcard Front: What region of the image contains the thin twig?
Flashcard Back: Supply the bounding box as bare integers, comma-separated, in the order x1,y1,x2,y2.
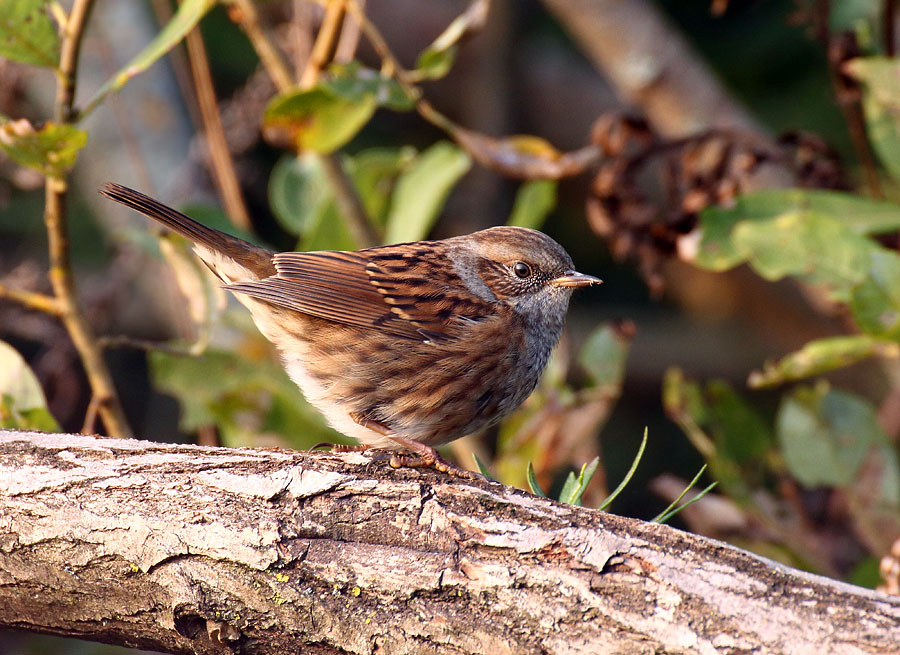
80,393,101,434
196,423,220,446
229,0,379,244
290,0,316,80
46,0,133,438
300,0,346,87
150,0,201,130
319,154,379,247
93,27,156,193
228,0,295,93
816,1,884,198
296,0,377,247
415,98,463,133
344,0,405,82
886,0,896,57
335,0,364,62
183,17,253,230
342,1,462,135
0,285,62,315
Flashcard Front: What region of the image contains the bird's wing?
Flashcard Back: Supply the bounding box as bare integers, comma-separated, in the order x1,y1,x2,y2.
225,247,494,342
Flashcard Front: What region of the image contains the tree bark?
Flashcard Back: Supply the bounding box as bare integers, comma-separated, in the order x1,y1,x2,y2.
0,429,897,655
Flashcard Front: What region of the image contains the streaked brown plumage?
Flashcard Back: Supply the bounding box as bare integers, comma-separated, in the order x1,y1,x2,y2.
100,183,600,474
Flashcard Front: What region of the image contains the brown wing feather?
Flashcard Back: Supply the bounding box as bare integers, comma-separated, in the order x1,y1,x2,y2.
226,246,495,342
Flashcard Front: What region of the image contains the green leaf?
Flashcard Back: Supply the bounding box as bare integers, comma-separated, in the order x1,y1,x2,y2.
302,202,358,252
578,323,630,389
557,472,578,505
384,141,471,242
471,453,495,480
776,383,886,488
263,61,415,154
343,146,417,227
263,85,377,155
81,0,216,119
692,189,900,272
412,0,487,81
850,249,900,338
558,457,600,506
507,179,557,230
526,461,547,497
845,57,900,182
270,148,420,246
415,46,457,81
704,380,772,464
749,335,895,387
325,62,414,111
829,0,880,32
0,0,59,68
847,555,884,590
269,153,332,236
0,119,86,176
662,367,715,460
598,428,647,511
731,210,872,294
872,443,900,508
0,340,59,431
663,369,769,499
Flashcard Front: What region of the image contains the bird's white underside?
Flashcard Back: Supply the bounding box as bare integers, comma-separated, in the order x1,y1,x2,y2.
194,245,395,448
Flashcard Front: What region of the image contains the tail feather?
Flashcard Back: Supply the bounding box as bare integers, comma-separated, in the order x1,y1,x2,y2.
100,183,275,279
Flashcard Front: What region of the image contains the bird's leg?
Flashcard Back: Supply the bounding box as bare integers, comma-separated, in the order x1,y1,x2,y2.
350,413,477,479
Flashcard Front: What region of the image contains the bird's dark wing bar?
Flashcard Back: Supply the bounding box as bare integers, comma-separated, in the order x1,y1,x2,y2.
224,250,446,341
227,248,498,342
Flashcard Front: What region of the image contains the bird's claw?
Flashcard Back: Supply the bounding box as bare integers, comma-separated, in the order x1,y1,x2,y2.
389,451,478,479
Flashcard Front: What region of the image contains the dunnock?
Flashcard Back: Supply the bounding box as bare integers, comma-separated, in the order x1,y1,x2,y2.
101,183,600,475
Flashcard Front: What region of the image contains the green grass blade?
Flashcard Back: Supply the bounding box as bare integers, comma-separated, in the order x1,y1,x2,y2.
526,461,547,497
654,482,718,524
598,427,648,511
471,452,495,481
565,456,600,506
557,471,578,504
651,464,709,523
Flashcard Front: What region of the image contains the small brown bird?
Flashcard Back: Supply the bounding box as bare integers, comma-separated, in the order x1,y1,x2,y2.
101,183,600,475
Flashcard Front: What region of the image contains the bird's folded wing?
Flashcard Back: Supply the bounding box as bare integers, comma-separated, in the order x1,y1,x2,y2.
226,249,492,342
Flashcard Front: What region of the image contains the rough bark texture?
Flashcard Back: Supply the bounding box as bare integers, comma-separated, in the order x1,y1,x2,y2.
0,429,898,655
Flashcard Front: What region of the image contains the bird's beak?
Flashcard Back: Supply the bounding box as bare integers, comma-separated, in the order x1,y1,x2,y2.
550,271,603,288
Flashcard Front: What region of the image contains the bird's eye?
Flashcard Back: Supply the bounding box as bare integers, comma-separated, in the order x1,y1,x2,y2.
513,262,532,279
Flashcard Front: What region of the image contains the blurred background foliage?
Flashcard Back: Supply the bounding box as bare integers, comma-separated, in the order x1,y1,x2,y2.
3,0,900,650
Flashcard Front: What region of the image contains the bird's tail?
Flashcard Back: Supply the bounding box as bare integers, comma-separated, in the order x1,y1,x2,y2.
100,183,274,280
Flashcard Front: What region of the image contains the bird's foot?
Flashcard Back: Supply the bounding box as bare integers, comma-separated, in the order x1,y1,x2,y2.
308,442,369,453
348,413,478,479
387,437,478,480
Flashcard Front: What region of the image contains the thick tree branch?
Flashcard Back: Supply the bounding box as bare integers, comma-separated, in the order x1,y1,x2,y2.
0,429,897,655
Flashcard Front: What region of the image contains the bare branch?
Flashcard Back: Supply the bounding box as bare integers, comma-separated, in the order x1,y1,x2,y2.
0,285,61,315
1,430,898,655
45,0,133,438
184,20,253,230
